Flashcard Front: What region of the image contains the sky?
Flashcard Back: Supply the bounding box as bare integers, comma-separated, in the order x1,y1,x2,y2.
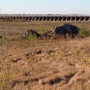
0,0,90,14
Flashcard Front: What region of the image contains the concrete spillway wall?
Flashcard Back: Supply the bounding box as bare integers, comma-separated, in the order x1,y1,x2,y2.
0,14,90,21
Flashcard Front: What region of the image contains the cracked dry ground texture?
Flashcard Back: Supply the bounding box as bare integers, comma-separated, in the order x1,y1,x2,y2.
0,37,90,90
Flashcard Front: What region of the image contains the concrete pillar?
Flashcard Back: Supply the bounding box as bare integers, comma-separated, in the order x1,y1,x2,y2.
38,17,40,21
59,17,62,21
39,17,43,21
55,17,58,21
57,17,59,21
32,17,36,21
62,17,66,21
46,17,48,21
23,17,24,20
85,17,89,21
31,17,33,21
42,17,46,21
80,17,84,21
36,17,39,21
53,17,55,21
27,17,30,21
74,17,76,21
42,17,44,21
46,17,50,21
71,17,75,21
29,17,32,21
89,17,90,21
51,17,53,21
76,17,79,21
47,17,49,21
67,17,70,21
49,17,51,21
77,17,81,21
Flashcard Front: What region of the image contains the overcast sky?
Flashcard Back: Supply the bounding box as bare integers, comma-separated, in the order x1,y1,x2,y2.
0,0,90,14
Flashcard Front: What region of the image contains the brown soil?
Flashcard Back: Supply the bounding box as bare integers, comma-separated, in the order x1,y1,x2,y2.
0,21,90,90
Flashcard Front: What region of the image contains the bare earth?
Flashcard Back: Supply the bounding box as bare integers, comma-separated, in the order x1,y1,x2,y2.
0,21,90,90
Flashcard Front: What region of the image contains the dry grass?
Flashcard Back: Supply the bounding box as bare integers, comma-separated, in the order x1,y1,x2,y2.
0,21,90,90
1,21,90,31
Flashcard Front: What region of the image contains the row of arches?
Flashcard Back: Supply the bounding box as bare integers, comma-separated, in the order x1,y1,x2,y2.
0,16,90,21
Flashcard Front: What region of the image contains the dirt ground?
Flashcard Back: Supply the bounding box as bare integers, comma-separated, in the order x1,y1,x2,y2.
0,21,90,90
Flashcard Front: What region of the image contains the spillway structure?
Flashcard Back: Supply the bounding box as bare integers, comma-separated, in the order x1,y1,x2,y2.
0,14,90,21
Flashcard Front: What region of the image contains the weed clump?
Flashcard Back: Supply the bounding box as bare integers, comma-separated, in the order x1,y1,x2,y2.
26,32,37,40
79,26,89,38
25,30,41,40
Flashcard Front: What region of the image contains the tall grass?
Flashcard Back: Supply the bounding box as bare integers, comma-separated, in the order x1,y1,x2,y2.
25,32,38,40
79,26,89,37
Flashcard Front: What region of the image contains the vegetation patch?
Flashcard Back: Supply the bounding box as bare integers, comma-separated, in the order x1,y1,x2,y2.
25,31,38,40
79,26,89,37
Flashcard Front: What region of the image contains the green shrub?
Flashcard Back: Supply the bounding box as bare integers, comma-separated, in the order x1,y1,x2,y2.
26,32,37,40
79,26,89,37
